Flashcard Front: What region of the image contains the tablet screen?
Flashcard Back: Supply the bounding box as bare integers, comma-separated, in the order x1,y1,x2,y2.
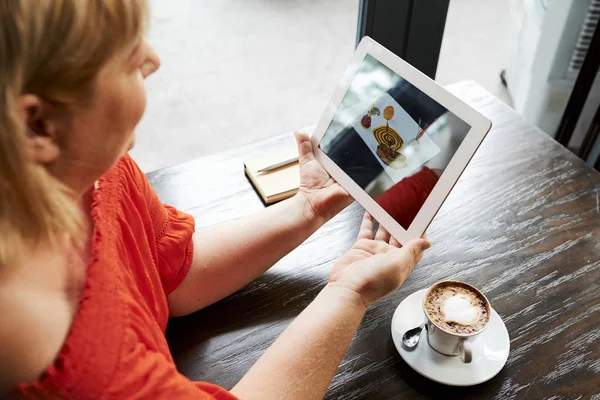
319,54,472,230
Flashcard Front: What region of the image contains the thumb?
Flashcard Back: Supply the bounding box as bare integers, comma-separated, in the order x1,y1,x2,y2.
294,130,316,166
391,238,431,275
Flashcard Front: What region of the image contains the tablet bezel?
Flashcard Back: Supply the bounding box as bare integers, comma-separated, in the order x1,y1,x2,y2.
311,36,492,245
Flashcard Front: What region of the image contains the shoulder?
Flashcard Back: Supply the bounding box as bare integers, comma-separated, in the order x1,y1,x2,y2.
117,153,145,179
100,153,158,213
104,153,148,191
99,154,170,250
0,282,71,394
0,257,74,394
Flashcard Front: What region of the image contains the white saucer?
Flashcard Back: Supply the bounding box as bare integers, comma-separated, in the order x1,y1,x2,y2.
391,289,510,386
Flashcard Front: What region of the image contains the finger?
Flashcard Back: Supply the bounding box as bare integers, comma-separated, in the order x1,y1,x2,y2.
389,235,401,248
389,238,432,277
357,212,374,240
294,130,316,166
374,223,391,242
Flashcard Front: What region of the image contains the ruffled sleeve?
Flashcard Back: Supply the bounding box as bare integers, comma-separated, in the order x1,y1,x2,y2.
121,154,196,295
155,204,195,294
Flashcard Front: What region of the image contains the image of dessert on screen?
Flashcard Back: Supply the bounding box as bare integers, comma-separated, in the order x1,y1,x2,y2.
319,55,471,229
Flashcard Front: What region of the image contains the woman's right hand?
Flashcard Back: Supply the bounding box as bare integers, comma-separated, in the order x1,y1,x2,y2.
232,212,430,399
327,212,431,307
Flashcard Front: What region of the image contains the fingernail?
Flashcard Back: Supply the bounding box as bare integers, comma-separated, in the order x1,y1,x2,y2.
419,240,432,251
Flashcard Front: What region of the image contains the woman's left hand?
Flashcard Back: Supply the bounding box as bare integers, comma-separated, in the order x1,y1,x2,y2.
294,130,354,223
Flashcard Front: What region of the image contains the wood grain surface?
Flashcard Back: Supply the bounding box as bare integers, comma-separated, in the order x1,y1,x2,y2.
148,81,600,399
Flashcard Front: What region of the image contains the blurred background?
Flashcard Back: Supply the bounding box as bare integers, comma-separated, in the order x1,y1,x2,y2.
131,0,600,173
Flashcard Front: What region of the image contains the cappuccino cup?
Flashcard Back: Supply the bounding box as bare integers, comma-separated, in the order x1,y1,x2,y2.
423,280,491,363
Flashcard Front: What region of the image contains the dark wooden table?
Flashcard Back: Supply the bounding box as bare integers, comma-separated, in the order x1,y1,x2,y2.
148,81,600,399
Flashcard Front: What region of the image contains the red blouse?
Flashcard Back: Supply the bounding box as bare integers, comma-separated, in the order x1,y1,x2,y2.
376,166,440,229
15,154,238,399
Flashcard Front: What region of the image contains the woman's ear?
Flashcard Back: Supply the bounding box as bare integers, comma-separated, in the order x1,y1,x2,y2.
18,94,61,164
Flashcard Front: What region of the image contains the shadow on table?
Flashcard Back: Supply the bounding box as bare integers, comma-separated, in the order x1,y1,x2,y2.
167,269,511,396
166,270,326,357
389,339,509,399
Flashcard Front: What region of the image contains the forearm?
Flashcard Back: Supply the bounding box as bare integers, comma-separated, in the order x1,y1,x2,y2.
231,285,367,400
169,194,323,315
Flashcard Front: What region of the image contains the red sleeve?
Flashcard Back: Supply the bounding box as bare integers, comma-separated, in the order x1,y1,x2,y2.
376,166,440,228
155,204,195,294
122,154,196,294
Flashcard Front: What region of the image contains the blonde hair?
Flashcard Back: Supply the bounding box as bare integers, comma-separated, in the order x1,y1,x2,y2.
0,0,148,265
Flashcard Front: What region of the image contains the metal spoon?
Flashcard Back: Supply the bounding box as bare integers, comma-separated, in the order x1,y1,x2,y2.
402,323,426,351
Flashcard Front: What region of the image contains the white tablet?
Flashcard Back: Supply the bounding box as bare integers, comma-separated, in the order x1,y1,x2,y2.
312,37,492,245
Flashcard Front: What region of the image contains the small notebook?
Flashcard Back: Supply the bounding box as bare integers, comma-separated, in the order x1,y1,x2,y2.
244,147,300,205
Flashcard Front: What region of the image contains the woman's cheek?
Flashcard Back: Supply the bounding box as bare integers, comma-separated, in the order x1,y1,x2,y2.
127,77,147,137
134,74,147,124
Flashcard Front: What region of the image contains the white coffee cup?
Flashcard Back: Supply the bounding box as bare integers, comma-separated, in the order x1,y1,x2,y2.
422,280,491,363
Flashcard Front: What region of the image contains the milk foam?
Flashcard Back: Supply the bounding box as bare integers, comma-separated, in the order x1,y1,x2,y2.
442,294,480,325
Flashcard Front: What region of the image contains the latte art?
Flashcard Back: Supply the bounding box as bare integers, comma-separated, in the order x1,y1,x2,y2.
442,294,480,325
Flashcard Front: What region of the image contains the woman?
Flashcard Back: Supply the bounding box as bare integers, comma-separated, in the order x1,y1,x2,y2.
0,1,431,399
